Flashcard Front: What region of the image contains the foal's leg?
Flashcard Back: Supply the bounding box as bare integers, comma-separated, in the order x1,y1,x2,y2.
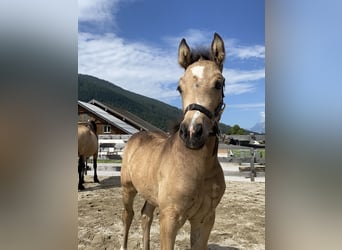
159,208,185,250
93,154,99,183
141,201,156,250
78,156,85,190
121,185,137,250
189,212,216,250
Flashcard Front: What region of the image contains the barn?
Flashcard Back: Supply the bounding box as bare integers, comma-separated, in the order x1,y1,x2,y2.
78,99,164,158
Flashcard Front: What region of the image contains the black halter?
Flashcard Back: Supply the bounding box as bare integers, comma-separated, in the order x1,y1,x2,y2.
184,103,214,120
184,102,225,120
183,102,226,136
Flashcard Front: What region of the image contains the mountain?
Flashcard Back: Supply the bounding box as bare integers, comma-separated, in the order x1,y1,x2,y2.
78,74,237,133
250,122,265,134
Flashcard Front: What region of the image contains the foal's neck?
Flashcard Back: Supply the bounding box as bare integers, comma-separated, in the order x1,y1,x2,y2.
174,133,219,166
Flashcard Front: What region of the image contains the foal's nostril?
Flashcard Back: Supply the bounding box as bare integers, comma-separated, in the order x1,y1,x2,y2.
193,124,203,138
179,123,188,140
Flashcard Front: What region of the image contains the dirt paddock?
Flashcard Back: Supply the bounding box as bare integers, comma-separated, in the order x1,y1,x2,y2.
78,175,265,250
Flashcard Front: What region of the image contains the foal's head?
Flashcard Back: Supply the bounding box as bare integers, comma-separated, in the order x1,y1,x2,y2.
177,33,226,149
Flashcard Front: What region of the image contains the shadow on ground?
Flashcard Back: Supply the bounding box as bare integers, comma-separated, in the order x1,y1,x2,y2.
80,176,121,192
208,244,239,250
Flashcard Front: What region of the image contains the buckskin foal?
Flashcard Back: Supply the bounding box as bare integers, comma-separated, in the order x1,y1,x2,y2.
121,33,227,250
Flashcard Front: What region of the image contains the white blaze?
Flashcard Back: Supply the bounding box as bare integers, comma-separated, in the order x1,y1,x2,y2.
189,111,201,137
189,66,204,137
191,66,204,79
190,111,201,127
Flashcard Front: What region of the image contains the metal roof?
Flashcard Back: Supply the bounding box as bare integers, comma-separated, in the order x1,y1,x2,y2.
78,101,139,134
88,99,165,133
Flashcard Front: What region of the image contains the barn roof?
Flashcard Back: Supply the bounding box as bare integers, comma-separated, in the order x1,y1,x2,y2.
78,100,139,134
88,99,165,133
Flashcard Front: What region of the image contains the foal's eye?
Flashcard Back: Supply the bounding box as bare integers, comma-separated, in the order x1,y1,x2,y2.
215,81,223,90
214,78,225,90
177,85,182,93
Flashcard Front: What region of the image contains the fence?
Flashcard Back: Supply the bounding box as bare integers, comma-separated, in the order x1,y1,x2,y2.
219,146,265,182
98,134,131,159
220,148,265,165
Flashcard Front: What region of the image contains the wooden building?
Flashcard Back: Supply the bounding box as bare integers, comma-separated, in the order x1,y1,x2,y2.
78,99,164,135
78,99,166,159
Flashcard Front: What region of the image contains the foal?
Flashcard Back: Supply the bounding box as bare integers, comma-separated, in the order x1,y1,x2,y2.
121,33,226,250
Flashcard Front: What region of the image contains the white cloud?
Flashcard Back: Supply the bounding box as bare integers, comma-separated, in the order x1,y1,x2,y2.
223,68,264,95
260,111,265,122
225,68,265,83
78,32,183,100
229,103,265,109
79,32,265,101
78,0,120,23
228,44,265,59
224,38,264,59
226,83,256,95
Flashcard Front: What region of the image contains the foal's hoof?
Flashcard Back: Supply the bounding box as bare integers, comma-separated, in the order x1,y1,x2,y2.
94,177,100,183
78,184,85,191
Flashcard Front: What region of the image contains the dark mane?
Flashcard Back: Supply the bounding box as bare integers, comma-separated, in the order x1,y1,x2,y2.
190,47,212,64
179,33,225,70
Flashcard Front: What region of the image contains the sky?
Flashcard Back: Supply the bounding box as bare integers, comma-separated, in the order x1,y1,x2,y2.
78,0,265,130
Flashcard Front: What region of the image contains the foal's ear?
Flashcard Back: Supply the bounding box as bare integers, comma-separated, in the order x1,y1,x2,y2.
178,38,192,69
211,33,225,71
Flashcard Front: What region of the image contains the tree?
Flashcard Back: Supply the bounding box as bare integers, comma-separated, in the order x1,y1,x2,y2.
229,124,245,135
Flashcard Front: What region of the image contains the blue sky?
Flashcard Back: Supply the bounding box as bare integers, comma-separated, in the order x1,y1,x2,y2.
78,0,265,130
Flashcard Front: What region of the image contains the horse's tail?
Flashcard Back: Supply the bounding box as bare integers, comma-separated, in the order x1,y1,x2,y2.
87,120,97,135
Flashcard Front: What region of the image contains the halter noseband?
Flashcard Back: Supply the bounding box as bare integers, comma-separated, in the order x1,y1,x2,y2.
183,102,226,136
184,102,226,120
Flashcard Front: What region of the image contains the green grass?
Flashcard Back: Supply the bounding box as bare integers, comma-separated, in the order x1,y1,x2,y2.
258,149,265,158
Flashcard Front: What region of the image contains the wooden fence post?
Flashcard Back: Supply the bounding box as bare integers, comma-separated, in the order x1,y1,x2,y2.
250,147,256,182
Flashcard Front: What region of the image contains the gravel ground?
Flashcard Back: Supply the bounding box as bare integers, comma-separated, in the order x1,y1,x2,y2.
78,162,265,249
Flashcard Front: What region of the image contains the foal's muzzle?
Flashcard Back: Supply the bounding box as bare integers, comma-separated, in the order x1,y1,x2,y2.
179,122,205,149
179,103,223,149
